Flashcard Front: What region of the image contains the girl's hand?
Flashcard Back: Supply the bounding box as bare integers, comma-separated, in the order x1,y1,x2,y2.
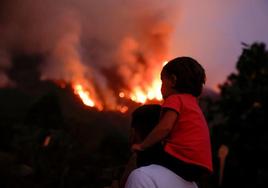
131,144,144,152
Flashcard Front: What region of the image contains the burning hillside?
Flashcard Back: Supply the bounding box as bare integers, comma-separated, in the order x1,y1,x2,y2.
0,0,177,112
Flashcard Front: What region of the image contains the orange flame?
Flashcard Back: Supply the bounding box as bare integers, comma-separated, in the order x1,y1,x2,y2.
130,82,162,104
71,61,167,112
117,105,129,113
43,135,51,147
73,84,95,107
129,61,167,104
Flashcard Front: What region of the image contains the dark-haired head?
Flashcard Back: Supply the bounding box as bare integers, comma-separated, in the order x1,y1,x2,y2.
131,104,161,142
161,57,206,97
130,104,162,167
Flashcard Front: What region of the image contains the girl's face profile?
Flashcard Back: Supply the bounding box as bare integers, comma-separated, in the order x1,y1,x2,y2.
160,71,174,99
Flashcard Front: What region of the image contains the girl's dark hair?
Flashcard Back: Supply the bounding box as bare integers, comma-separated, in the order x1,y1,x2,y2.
162,56,206,97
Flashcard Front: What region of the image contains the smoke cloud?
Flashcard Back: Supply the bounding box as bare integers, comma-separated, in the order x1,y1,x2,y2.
0,50,13,87
2,0,267,106
0,0,177,108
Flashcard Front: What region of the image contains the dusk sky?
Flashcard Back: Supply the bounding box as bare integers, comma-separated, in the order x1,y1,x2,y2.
1,0,268,96
170,0,268,90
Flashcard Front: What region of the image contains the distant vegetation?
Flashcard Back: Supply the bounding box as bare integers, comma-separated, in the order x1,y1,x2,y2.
0,83,131,188
206,43,268,188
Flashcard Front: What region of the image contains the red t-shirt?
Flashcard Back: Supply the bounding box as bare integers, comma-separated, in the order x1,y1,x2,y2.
162,94,213,172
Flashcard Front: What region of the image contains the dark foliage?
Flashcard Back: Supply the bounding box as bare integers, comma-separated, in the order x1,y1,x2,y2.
1,43,268,188
208,43,268,188
0,82,130,188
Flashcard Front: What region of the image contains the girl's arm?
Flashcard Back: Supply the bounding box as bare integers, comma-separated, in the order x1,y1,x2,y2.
132,109,178,151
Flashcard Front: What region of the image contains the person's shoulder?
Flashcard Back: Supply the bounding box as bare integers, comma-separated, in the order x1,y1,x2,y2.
125,167,155,188
162,94,184,113
173,93,196,100
135,164,176,177
165,93,195,102
169,94,199,106
165,94,180,100
142,164,178,176
131,165,198,188
128,165,167,179
163,94,181,104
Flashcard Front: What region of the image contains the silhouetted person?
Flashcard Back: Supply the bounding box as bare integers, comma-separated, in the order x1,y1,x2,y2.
123,104,197,188
132,57,213,182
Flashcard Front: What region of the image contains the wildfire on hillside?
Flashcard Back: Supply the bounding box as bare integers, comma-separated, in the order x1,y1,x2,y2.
70,61,168,113
0,1,174,113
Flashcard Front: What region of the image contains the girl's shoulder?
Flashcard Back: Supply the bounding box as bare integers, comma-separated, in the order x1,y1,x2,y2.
166,93,196,101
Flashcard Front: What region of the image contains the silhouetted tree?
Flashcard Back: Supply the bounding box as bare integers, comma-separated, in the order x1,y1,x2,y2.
210,43,268,188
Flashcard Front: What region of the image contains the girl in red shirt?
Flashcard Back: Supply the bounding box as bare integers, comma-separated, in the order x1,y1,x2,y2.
132,57,213,181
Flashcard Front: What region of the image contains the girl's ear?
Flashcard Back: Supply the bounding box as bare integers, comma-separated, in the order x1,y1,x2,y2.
171,74,177,87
